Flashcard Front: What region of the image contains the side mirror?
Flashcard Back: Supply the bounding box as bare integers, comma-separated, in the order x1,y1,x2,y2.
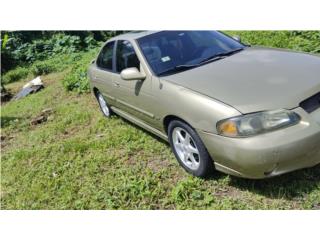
232,35,241,42
120,67,146,81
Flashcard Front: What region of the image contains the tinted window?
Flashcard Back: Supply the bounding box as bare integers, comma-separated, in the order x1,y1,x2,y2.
116,40,140,73
137,31,245,76
97,41,115,70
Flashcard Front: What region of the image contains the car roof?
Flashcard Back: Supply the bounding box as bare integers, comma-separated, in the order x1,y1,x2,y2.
108,31,159,42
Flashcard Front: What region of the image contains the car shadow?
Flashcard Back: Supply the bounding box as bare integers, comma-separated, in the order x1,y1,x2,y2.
227,164,320,200
115,115,169,146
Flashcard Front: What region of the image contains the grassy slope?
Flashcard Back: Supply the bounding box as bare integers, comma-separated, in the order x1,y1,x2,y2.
1,71,320,209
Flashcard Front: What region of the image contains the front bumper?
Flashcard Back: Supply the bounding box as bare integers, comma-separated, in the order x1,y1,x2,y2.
198,107,320,179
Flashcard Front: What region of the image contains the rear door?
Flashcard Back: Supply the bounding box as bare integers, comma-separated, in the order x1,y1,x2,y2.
92,41,117,105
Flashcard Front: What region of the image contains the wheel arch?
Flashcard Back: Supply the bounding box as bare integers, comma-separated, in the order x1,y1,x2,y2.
163,115,194,134
92,87,99,97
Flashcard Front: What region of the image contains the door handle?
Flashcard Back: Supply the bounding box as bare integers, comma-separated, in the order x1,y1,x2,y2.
113,82,120,88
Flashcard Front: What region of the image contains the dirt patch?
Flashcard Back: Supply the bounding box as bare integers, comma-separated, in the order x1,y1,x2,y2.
125,149,178,174
1,86,13,104
60,126,82,139
147,156,175,172
30,108,53,126
215,186,241,197
1,134,14,148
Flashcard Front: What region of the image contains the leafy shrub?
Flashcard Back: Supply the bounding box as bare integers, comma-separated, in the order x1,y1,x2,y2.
62,64,90,93
31,61,56,76
62,49,99,93
84,36,99,49
1,67,29,84
225,31,320,53
1,52,88,84
1,32,91,74
51,34,82,54
2,31,127,74
288,31,320,53
11,34,82,64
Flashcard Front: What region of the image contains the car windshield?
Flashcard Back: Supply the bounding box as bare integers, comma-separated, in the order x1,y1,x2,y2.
137,31,245,76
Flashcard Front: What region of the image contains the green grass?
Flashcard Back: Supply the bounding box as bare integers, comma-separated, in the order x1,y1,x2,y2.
1,71,320,209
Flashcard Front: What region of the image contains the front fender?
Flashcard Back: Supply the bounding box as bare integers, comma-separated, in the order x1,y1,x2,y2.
158,81,241,134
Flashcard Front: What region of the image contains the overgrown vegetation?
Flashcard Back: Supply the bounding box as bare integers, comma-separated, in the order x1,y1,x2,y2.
1,31,133,93
1,31,320,209
1,31,127,73
1,67,29,84
226,31,320,53
61,49,99,93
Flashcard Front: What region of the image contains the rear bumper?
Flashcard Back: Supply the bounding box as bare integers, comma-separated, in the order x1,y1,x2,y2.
198,107,320,179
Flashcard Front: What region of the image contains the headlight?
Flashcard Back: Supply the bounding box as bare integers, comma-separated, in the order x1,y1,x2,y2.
217,109,300,137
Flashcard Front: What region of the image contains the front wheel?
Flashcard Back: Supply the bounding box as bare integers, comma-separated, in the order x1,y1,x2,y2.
168,120,214,177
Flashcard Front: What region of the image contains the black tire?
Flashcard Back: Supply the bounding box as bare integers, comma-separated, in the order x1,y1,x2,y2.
168,120,214,177
95,90,112,118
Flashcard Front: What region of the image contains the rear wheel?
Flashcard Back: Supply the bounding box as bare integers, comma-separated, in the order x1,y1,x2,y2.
168,120,214,177
95,91,112,118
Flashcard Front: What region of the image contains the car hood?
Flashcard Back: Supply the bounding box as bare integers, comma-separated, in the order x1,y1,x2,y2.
161,47,320,113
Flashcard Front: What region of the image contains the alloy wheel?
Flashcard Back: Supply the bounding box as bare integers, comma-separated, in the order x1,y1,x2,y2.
172,127,200,170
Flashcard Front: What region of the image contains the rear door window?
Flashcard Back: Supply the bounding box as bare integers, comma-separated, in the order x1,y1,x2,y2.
97,41,115,70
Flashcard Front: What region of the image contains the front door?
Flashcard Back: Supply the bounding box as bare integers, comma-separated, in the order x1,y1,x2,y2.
113,40,156,125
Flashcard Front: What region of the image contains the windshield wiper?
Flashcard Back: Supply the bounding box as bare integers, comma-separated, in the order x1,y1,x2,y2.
199,48,244,64
158,64,198,76
158,48,244,76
